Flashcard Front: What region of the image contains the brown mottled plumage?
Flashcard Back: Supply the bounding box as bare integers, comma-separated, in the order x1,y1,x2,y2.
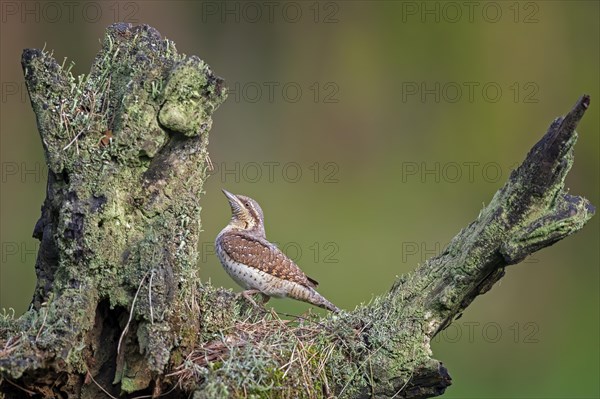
215,190,339,312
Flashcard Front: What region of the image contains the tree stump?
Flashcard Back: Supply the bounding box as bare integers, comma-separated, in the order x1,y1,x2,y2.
0,23,594,399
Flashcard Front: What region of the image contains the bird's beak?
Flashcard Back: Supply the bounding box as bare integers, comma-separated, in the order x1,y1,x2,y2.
222,189,242,215
222,189,236,201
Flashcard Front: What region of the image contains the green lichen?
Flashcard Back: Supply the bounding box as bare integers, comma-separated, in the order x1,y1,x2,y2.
3,23,593,399
158,56,224,137
1,23,226,394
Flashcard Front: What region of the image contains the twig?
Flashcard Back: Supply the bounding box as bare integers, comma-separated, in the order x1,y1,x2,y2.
35,305,49,342
337,346,383,398
149,269,155,324
130,383,179,399
117,270,150,355
86,370,118,399
62,128,86,151
4,378,36,395
391,372,413,399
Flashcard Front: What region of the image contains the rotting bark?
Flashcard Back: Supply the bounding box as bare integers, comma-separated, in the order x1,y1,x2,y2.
0,24,595,399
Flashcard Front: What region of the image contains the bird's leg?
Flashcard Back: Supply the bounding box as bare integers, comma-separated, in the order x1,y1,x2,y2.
240,289,263,309
261,293,270,304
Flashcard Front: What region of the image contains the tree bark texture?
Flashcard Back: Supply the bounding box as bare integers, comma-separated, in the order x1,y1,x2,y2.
0,24,594,399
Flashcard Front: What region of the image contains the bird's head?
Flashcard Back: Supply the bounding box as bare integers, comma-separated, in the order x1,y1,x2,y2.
222,189,265,235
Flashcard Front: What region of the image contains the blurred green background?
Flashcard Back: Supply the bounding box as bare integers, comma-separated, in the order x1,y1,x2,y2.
1,1,598,397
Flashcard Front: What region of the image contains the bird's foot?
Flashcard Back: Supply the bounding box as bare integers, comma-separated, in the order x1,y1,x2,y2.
240,290,269,311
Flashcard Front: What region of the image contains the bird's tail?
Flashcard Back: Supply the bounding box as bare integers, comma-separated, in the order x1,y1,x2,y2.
307,289,340,313
290,284,340,313
318,297,340,313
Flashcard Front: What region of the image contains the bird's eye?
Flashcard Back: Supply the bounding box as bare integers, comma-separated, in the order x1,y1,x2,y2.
245,202,250,207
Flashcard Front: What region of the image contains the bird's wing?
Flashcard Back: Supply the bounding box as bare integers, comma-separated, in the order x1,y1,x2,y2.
220,233,316,288
306,276,319,287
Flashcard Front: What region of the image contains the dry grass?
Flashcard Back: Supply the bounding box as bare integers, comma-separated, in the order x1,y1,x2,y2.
167,309,340,398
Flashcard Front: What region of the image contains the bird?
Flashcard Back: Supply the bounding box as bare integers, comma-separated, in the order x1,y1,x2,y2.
215,189,339,313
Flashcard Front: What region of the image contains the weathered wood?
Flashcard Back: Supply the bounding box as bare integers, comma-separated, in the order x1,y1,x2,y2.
0,24,593,399
1,23,227,398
